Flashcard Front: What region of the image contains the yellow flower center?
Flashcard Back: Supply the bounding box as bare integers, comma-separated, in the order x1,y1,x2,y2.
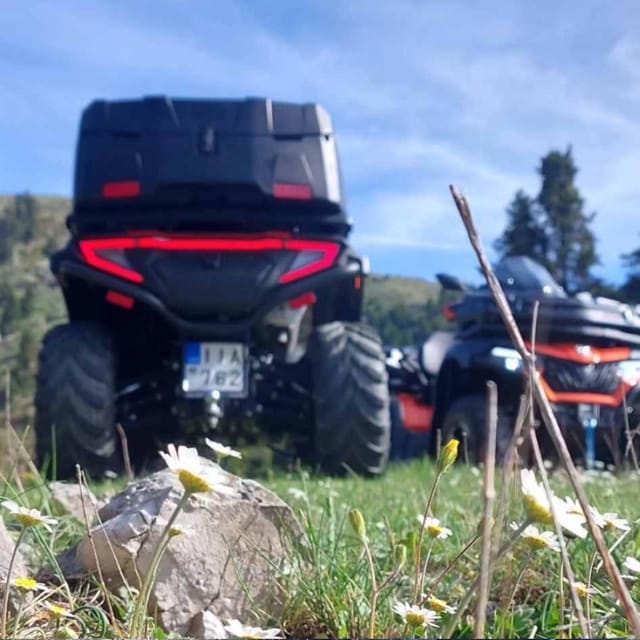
523,534,550,550
406,611,426,627
15,513,43,528
523,495,552,525
48,604,69,619
426,597,448,613
575,583,590,598
177,469,211,494
13,577,37,591
427,524,444,537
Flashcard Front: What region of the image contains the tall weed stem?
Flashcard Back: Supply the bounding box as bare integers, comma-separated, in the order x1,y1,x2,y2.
0,527,25,638
128,491,189,637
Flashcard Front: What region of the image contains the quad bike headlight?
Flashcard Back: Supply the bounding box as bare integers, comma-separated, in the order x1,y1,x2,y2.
489,346,523,372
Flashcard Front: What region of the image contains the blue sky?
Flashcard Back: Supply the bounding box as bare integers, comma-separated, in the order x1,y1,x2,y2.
2,1,640,285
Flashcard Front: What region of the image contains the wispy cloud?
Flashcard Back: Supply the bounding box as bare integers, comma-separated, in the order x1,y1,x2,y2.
1,0,639,280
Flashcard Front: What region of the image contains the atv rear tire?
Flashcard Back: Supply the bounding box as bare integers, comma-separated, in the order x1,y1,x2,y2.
35,322,121,479
310,322,390,476
440,394,512,464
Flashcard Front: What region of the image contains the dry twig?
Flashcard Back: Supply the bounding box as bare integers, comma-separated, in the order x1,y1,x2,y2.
474,380,497,637
449,184,640,636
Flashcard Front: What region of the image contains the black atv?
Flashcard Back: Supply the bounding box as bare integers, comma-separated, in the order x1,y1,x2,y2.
388,256,640,468
35,96,390,479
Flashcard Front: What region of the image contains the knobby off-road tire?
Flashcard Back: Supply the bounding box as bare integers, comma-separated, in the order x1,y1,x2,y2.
310,322,390,476
440,394,512,465
35,322,122,479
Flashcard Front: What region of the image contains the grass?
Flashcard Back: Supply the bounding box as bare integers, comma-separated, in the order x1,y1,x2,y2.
2,430,639,638
266,460,640,638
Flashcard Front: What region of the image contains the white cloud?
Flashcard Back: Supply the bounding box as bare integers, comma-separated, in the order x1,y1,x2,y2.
2,1,640,279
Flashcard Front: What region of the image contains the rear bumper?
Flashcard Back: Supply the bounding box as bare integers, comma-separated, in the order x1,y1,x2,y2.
52,249,364,338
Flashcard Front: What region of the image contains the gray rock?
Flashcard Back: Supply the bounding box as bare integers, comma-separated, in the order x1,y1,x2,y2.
49,481,100,524
189,610,228,639
71,459,300,636
0,517,29,613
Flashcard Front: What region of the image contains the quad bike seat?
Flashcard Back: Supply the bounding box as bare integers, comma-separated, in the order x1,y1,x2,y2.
420,331,455,376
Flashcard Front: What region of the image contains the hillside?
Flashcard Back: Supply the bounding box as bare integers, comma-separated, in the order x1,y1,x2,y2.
363,274,446,346
0,194,445,427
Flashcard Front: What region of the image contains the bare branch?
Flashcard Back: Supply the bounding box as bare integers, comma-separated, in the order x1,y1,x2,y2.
449,184,640,636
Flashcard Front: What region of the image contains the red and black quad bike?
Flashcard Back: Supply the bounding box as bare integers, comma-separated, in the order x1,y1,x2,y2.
35,96,390,479
387,256,640,468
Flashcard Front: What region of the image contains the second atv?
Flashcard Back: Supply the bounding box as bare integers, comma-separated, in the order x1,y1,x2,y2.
388,256,640,468
35,96,390,478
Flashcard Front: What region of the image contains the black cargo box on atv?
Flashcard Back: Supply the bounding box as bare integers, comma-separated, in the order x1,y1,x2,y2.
70,96,349,236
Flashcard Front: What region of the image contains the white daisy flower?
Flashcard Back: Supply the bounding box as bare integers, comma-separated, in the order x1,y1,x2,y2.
601,512,631,532
223,618,283,638
564,579,597,598
511,523,561,552
12,577,47,592
46,603,71,620
424,595,456,614
205,438,242,460
563,496,587,521
286,488,307,501
417,515,452,540
563,498,629,532
623,556,640,575
392,601,440,628
159,443,233,495
520,470,587,539
1,500,58,531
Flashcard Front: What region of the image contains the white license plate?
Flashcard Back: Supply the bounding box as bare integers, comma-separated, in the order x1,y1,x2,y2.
182,342,247,396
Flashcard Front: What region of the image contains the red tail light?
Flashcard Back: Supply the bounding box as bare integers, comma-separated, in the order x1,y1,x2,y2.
79,238,143,283
273,183,313,200
106,290,135,309
78,236,340,285
443,305,456,322
288,292,317,310
102,181,141,199
279,240,340,284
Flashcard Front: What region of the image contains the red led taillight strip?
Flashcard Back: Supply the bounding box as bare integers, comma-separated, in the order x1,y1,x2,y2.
79,238,143,283
279,239,341,284
78,236,341,285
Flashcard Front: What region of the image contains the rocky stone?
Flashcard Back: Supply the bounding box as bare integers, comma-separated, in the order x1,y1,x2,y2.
0,516,29,613
49,481,101,524
189,610,228,639
70,459,300,636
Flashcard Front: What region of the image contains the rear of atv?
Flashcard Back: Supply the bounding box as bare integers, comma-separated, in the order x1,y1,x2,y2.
35,97,390,478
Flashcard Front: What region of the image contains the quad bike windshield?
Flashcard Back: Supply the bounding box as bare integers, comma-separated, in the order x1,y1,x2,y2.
448,256,640,347
493,256,566,297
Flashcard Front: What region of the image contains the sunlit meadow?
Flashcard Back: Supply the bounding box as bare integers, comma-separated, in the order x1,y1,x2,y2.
1,432,639,639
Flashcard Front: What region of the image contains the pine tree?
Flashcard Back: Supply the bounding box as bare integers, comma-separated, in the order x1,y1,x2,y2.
0,286,19,337
9,192,38,243
493,190,546,263
537,148,599,291
619,243,640,303
495,148,599,293
13,328,39,386
20,286,36,317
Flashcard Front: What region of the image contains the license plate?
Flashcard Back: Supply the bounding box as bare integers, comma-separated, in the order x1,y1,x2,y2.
182,342,247,396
